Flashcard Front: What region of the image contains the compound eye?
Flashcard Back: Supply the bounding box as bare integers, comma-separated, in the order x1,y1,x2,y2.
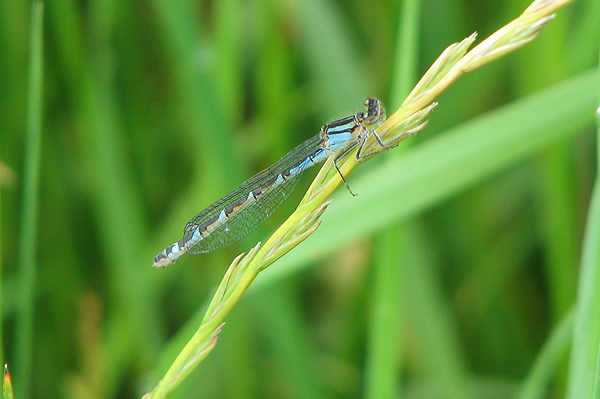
363,97,383,124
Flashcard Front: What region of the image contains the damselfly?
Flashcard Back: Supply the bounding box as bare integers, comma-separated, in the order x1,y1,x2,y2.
154,98,391,267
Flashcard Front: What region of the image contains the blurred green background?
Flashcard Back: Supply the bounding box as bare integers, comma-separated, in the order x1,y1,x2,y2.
1,0,599,398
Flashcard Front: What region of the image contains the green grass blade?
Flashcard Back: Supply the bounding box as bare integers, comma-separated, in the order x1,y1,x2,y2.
518,310,574,399
364,230,406,399
566,163,600,398
363,1,422,398
14,2,43,397
565,59,600,399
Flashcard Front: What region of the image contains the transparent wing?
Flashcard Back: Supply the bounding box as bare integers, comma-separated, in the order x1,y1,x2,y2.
184,134,324,254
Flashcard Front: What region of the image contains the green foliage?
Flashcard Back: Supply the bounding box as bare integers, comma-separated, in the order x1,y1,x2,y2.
0,0,597,398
